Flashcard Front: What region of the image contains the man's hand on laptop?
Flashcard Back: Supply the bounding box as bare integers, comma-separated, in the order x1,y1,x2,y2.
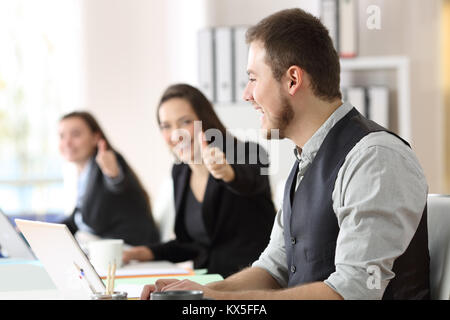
140,278,180,300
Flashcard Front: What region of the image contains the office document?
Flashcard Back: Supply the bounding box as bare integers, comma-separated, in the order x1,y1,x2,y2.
198,28,216,102
97,261,191,278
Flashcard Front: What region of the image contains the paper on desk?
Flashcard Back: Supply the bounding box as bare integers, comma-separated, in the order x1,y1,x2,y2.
97,261,191,278
115,284,144,299
99,268,190,278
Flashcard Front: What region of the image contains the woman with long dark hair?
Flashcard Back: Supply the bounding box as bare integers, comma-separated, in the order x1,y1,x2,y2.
123,84,276,278
59,111,160,246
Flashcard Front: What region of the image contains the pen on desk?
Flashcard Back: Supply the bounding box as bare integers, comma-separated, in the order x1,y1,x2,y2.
111,261,116,294
106,261,117,295
105,261,117,295
105,262,111,294
73,261,97,294
111,261,116,295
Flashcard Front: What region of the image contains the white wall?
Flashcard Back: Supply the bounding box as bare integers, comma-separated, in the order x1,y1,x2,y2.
356,0,443,192
203,0,320,26
164,0,207,85
81,0,173,200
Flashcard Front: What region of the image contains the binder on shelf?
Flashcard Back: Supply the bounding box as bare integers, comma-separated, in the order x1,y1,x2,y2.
339,0,358,58
346,86,367,117
367,86,389,128
341,87,348,102
321,0,339,51
233,26,249,103
198,28,216,102
214,27,234,103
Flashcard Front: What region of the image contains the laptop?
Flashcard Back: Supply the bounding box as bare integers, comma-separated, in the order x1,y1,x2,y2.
15,219,106,299
0,210,36,260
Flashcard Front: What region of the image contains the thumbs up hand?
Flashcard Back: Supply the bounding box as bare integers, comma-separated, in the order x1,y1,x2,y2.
199,132,235,183
95,139,120,178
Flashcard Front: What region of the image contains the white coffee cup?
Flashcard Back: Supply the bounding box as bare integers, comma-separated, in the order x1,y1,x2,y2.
88,239,124,274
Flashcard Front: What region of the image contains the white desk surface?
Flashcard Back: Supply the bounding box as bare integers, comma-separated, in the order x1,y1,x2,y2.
0,258,212,300
0,259,59,299
0,289,62,300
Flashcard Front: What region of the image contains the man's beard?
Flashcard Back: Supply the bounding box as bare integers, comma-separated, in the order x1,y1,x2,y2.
264,94,294,140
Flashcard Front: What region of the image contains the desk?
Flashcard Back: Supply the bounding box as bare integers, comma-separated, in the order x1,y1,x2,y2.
0,259,58,299
0,258,223,300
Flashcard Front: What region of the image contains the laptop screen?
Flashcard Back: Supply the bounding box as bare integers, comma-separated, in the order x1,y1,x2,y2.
0,210,36,260
15,219,106,299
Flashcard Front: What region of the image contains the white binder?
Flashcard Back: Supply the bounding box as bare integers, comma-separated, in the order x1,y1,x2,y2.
214,27,234,103
341,87,348,102
233,26,249,103
367,86,389,128
321,0,339,51
198,28,215,102
339,0,358,58
346,87,367,117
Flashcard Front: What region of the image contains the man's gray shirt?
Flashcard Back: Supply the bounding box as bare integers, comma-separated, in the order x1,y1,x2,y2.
252,102,428,300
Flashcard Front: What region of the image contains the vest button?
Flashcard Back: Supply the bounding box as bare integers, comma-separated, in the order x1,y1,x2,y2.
291,237,296,245
291,265,296,273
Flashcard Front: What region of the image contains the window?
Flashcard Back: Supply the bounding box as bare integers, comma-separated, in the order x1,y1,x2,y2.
0,0,81,217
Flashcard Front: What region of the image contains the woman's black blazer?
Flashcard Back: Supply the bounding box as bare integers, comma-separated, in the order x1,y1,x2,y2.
149,140,276,278
63,152,160,246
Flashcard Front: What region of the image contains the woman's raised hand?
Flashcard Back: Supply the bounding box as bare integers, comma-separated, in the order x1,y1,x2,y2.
95,139,120,178
199,132,235,183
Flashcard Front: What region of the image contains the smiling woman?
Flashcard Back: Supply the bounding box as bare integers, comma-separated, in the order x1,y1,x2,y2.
122,83,276,278
58,111,161,246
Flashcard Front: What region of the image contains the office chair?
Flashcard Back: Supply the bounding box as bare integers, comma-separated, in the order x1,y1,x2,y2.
427,194,450,299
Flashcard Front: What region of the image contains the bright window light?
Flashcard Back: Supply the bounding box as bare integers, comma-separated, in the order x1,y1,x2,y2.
0,0,81,217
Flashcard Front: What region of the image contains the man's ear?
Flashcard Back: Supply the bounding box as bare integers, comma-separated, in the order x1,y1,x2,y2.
286,66,303,96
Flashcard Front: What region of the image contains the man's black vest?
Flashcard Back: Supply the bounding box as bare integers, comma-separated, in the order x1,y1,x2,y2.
283,108,430,299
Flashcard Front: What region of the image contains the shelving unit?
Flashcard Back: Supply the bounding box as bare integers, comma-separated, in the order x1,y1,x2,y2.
340,55,411,143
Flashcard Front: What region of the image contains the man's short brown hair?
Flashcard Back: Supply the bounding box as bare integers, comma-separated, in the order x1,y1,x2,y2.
246,8,342,102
